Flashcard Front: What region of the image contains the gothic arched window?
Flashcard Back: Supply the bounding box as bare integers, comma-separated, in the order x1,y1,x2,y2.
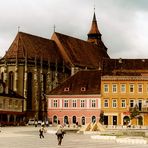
9,71,14,90
27,72,32,110
43,74,46,94
1,72,4,81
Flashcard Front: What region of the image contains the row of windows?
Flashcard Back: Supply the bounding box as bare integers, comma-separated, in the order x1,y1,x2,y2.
52,99,97,108
103,98,146,108
104,83,147,93
0,99,22,110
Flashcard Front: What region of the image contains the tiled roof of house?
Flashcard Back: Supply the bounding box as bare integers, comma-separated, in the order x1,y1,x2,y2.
4,32,62,62
102,58,148,76
48,70,101,95
51,32,109,68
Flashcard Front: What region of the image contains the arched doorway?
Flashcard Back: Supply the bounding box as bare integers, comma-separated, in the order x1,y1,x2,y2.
138,116,143,125
123,116,130,125
82,116,85,125
72,116,76,124
64,116,69,124
92,116,96,123
53,115,58,124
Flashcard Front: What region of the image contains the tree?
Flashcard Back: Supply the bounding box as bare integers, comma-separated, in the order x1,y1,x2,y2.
99,111,104,124
130,104,140,119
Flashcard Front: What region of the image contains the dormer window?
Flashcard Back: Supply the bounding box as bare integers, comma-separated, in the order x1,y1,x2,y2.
64,87,69,91
81,87,86,91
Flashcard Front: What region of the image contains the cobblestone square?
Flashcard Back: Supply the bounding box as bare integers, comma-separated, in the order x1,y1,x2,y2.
0,126,148,148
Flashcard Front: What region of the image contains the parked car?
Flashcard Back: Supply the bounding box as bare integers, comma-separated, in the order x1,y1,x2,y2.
37,120,42,125
27,119,35,125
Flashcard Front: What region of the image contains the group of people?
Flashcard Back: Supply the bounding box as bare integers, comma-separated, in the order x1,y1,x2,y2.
39,124,65,146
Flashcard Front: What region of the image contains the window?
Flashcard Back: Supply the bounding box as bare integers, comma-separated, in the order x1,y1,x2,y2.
121,84,126,93
112,99,117,108
81,87,86,91
64,87,69,91
80,100,85,108
9,71,14,90
53,100,58,107
104,84,109,93
112,84,117,93
91,100,96,108
138,84,143,93
147,84,148,93
130,99,134,108
121,99,126,108
9,99,12,109
104,99,109,108
72,100,77,108
129,84,134,93
64,100,68,107
0,100,2,108
15,100,18,109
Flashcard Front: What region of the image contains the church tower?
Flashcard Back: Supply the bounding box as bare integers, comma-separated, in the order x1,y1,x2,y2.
87,12,107,51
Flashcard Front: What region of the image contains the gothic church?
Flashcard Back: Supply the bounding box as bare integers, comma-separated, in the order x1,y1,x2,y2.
0,12,109,121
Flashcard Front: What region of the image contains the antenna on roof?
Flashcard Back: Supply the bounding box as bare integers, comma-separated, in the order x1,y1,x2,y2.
53,24,56,33
94,0,96,12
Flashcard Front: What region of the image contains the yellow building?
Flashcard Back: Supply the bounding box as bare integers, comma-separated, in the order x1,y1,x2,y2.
101,75,148,126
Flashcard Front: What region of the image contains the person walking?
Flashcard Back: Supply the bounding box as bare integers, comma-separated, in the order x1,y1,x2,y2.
56,125,65,145
39,125,45,138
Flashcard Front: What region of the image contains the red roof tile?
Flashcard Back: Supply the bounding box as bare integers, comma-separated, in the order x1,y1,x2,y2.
51,32,109,68
4,32,62,62
48,70,101,95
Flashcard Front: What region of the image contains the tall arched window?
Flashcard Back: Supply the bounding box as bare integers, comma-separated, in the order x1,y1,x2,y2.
82,116,85,125
9,71,14,90
27,72,32,110
1,72,3,81
53,115,58,124
72,116,76,124
64,116,69,124
123,116,130,125
43,74,46,94
92,116,96,123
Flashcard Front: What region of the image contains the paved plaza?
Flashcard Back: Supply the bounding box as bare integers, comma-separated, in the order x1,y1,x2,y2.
0,126,148,148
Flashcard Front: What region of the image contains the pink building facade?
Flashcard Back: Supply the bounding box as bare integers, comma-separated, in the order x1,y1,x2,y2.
47,95,101,125
47,70,102,125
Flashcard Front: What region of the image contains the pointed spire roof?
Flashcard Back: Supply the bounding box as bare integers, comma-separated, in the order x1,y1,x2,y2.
88,12,101,35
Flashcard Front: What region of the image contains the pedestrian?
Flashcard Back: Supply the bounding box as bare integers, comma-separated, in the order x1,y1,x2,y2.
35,120,38,127
39,125,46,138
56,125,65,145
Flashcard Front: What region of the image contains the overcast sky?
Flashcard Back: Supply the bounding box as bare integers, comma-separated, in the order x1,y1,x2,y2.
0,0,148,59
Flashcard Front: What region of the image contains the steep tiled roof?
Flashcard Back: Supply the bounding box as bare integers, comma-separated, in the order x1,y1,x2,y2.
102,58,148,76
48,70,101,95
51,32,109,68
4,32,62,62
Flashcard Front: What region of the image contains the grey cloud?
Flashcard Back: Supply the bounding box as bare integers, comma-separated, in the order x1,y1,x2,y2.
0,0,148,58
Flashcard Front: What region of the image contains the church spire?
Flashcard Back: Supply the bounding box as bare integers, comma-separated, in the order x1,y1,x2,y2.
87,11,102,44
